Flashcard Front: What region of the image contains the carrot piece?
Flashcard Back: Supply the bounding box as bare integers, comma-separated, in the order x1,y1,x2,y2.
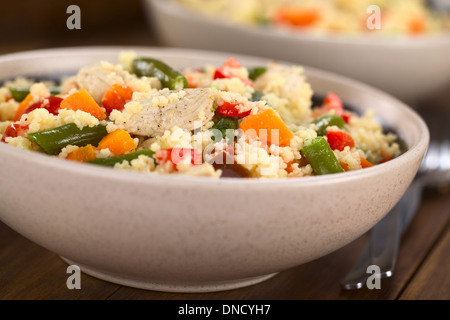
239,108,294,146
97,129,137,156
380,155,393,163
274,6,319,27
60,89,107,120
66,144,97,163
360,157,374,168
13,93,35,121
409,14,425,35
101,84,133,115
340,161,350,172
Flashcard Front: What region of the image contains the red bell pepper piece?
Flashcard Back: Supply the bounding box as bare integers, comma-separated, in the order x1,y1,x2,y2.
213,57,253,86
326,130,355,151
216,101,251,118
101,84,134,115
1,123,29,142
322,92,343,116
23,96,63,116
341,111,352,124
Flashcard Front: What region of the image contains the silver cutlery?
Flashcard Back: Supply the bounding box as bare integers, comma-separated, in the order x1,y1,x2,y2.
341,114,449,290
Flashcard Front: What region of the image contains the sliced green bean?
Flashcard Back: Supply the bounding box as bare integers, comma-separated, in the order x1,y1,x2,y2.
9,86,61,102
248,66,267,81
211,117,237,140
9,87,30,102
131,58,188,90
89,150,155,167
27,123,107,155
301,136,344,175
250,90,264,102
312,114,346,136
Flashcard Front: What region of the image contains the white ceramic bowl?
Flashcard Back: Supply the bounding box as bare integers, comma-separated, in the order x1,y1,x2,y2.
145,0,450,105
0,47,428,292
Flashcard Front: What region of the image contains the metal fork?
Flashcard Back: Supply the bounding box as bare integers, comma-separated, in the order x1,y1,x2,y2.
341,110,450,290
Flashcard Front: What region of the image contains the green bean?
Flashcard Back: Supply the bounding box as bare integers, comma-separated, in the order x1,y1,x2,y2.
301,137,344,175
312,114,346,136
131,58,188,90
27,123,107,155
248,66,267,81
211,117,237,139
89,150,155,167
9,86,61,102
250,90,264,102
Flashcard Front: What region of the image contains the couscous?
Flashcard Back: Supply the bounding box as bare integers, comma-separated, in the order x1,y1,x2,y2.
175,0,449,36
0,52,400,178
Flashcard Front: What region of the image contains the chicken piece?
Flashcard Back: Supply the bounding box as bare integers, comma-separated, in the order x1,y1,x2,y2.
61,62,160,104
123,88,215,137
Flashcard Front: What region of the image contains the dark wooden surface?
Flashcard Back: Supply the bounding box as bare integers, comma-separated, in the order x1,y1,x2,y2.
0,0,449,301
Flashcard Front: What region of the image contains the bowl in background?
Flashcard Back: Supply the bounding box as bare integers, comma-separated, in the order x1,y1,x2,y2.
145,0,450,106
0,47,429,292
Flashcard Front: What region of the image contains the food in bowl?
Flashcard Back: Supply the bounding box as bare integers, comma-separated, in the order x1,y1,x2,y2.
0,47,429,292
174,0,449,36
0,52,400,178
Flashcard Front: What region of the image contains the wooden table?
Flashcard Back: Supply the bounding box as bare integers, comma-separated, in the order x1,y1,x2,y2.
0,7,449,300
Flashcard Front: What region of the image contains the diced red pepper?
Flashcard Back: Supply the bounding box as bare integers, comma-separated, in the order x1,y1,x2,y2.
1,123,29,142
213,57,252,87
326,130,355,151
24,96,63,116
216,101,251,118
213,68,228,80
322,92,343,116
341,111,353,124
312,92,346,119
101,84,134,115
155,148,202,169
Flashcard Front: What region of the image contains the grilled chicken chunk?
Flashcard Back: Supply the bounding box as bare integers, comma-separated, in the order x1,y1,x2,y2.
62,62,159,104
123,88,215,137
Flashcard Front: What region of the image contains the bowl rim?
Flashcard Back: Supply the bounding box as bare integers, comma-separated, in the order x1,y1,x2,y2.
0,46,430,188
148,0,450,47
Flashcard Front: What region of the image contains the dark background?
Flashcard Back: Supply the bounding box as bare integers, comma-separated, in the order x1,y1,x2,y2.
0,0,156,54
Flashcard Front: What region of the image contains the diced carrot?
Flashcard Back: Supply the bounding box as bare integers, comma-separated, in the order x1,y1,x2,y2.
66,144,97,163
238,108,294,146
285,160,297,173
184,73,199,88
101,84,134,115
360,157,374,168
409,14,425,35
60,89,107,120
340,161,350,172
274,6,319,27
97,129,137,156
222,57,242,69
13,93,35,121
380,155,393,163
